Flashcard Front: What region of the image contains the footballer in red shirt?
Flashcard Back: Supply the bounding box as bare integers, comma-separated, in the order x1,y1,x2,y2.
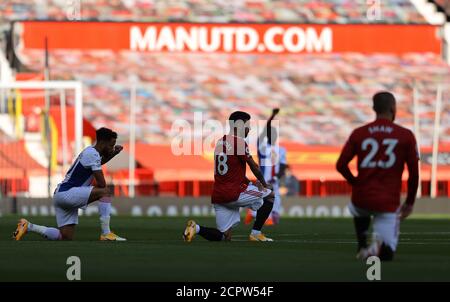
183,111,275,242
336,92,419,261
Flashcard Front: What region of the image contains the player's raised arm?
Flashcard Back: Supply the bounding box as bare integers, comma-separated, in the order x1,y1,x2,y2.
258,108,280,146
336,132,357,185
400,132,420,220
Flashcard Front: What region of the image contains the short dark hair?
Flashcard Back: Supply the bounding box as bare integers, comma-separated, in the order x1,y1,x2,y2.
373,91,396,114
96,127,117,142
229,111,251,123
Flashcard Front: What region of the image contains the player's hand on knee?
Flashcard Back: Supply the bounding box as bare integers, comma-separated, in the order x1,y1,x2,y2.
254,180,265,192
101,187,112,197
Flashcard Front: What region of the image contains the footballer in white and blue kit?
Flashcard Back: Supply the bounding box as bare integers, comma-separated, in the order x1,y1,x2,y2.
258,136,287,223
247,108,287,225
13,127,126,241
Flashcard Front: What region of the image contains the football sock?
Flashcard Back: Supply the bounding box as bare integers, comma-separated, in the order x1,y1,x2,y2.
28,223,61,240
198,226,224,241
195,224,200,233
43,228,63,240
251,229,261,235
353,216,371,250
252,199,274,231
379,243,394,261
98,196,112,235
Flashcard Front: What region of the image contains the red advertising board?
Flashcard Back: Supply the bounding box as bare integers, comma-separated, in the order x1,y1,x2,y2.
18,21,441,54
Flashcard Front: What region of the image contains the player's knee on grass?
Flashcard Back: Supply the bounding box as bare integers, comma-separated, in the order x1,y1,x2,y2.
379,243,394,261
59,225,75,240
223,229,232,241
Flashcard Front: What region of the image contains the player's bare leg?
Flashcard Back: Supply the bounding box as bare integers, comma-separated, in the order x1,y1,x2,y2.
59,225,76,240
250,192,275,242
88,187,126,241
13,218,63,241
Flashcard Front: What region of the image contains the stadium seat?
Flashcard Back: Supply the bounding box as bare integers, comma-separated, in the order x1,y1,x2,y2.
0,0,428,24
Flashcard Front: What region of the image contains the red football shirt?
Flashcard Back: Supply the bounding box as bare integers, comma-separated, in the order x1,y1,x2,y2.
336,118,419,212
211,135,251,204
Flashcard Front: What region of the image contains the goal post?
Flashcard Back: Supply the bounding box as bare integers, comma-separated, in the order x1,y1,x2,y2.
0,80,83,156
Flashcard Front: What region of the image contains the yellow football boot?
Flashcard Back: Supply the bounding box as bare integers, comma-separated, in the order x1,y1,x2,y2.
13,218,29,241
183,220,197,242
249,233,274,242
100,232,127,241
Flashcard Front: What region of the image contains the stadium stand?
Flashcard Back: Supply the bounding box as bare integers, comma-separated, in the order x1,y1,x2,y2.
0,0,427,24
17,49,450,147
0,127,45,196
0,139,45,176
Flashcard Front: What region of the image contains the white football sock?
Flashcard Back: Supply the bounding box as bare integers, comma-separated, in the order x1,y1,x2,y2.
28,222,46,235
251,229,261,235
28,223,61,240
98,197,112,235
195,224,200,234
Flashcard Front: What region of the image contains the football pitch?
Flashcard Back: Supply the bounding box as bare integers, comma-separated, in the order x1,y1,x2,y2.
1,216,450,282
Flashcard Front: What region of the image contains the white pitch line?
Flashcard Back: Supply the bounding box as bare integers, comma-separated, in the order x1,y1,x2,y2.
236,232,450,238
238,233,450,237
229,238,450,245
343,232,450,235
400,232,450,235
233,234,318,238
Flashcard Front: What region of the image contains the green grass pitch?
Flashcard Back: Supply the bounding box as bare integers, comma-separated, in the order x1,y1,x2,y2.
1,216,450,281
